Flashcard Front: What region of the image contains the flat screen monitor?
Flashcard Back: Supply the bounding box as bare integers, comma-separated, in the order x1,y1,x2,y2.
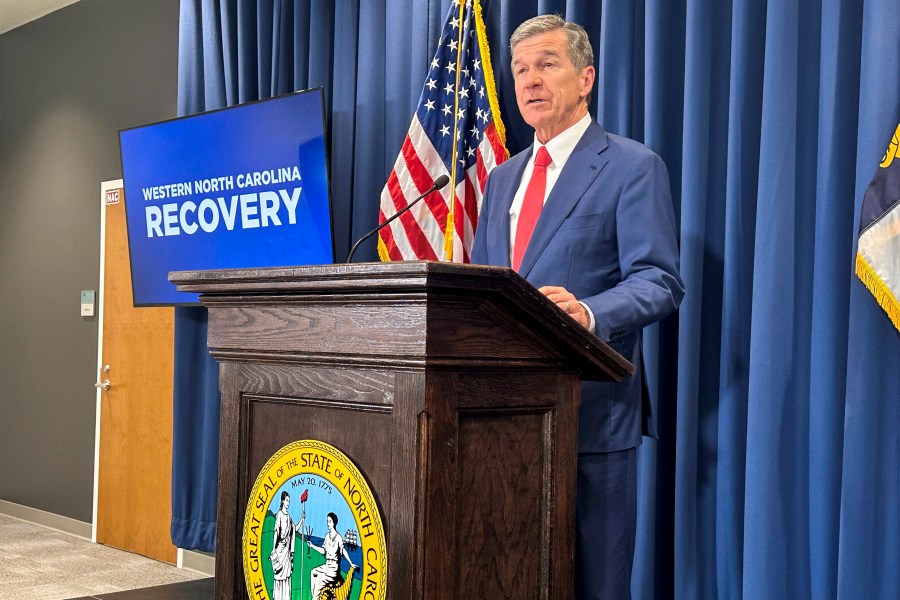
119,87,334,306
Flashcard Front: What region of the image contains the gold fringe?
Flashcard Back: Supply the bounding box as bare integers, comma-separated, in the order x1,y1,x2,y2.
856,253,900,332
443,212,455,259
377,236,391,262
473,0,508,153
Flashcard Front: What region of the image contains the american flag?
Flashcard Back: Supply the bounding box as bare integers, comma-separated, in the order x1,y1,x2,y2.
378,0,508,263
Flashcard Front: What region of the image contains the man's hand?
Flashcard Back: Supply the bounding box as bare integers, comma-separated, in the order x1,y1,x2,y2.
539,285,589,328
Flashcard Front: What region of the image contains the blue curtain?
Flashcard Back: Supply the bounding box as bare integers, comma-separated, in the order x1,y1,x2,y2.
173,1,900,598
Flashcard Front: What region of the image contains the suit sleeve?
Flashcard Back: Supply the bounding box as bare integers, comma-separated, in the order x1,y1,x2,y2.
581,152,684,341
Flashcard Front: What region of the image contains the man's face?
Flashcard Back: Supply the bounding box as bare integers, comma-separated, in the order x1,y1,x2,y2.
512,29,594,144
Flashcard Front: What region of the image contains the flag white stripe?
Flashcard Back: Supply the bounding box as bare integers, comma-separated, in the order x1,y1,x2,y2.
858,203,900,296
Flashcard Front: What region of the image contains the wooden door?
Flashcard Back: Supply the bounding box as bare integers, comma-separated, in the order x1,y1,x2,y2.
95,180,177,563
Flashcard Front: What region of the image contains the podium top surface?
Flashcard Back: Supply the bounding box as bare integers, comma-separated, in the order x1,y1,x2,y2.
170,261,633,381
170,260,543,292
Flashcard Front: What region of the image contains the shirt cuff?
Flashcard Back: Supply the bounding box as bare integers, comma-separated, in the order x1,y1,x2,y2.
579,301,596,335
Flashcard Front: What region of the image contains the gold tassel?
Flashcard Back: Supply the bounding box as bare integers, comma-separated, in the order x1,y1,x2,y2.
377,237,391,262
473,0,507,152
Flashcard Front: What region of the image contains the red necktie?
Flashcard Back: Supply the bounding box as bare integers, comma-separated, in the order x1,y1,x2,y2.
513,146,552,272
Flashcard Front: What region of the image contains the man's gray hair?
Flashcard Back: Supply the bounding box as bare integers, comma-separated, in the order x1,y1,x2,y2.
510,14,594,72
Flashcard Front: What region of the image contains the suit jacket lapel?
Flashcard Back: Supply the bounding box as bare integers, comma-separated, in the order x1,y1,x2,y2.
518,122,610,278
490,150,530,268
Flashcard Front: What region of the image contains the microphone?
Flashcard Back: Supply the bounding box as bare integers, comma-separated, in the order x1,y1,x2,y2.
346,174,451,263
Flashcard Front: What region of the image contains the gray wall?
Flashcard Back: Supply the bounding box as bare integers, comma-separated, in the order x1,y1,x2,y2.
0,0,179,522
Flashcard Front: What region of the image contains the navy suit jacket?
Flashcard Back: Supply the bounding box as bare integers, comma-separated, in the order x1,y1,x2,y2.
471,121,684,453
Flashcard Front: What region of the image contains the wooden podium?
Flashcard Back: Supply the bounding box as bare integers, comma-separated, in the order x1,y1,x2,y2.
171,261,632,600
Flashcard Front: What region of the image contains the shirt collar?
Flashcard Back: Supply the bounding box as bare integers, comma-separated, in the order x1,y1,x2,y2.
530,113,593,168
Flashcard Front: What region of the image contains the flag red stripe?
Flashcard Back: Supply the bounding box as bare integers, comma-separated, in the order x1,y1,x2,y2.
463,171,478,227
484,123,505,161
454,186,467,248
377,212,405,261
475,150,488,192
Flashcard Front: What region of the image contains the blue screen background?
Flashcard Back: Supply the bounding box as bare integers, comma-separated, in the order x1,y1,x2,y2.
119,89,333,306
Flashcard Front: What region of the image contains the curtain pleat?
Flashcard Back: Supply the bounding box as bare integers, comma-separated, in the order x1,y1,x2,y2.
807,1,861,598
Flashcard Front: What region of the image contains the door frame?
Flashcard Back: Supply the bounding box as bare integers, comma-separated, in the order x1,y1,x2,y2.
92,179,121,543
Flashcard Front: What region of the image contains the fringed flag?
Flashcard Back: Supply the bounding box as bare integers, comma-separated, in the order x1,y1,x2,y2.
856,122,900,332
378,0,508,263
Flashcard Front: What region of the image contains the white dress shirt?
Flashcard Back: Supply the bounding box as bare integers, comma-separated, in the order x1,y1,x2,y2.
508,113,597,333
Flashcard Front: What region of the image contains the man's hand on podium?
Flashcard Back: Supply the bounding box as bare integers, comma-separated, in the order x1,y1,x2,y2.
539,285,590,328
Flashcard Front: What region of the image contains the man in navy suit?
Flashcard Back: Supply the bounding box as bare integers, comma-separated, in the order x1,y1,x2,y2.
471,14,684,600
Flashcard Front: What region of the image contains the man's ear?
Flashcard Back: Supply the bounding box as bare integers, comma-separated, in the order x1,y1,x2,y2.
580,65,596,100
